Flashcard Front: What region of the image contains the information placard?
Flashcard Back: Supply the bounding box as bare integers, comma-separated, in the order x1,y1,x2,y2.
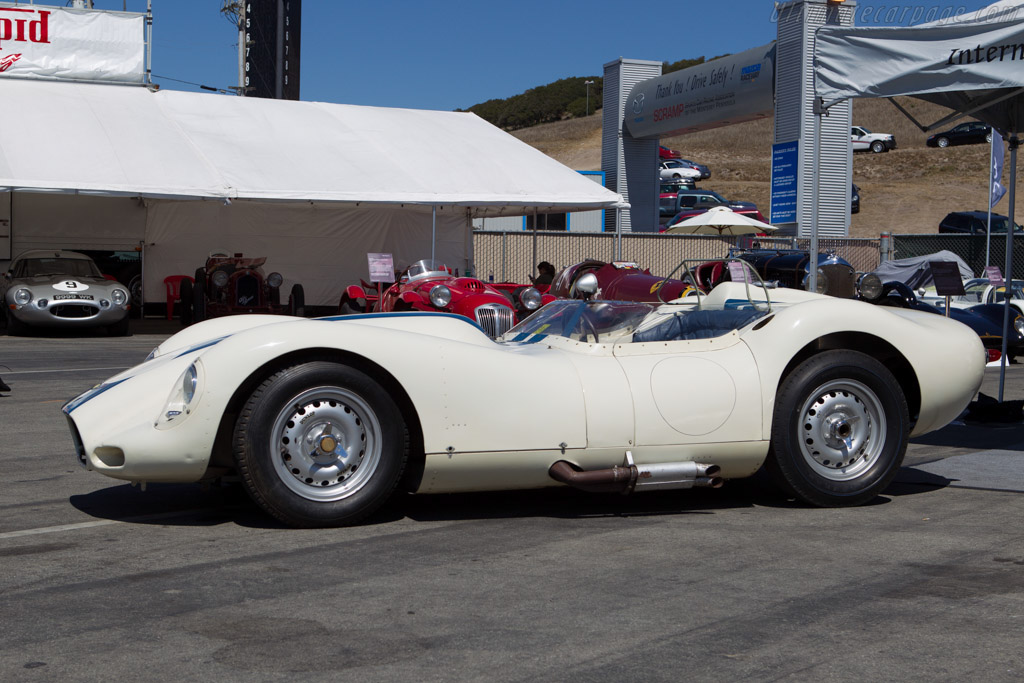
985,265,1005,286
367,253,394,283
929,261,966,296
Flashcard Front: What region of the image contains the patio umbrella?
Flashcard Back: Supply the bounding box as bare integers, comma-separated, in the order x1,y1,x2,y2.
665,206,778,235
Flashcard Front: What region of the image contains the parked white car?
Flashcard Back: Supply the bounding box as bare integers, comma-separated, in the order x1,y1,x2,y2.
920,278,1024,314
851,126,896,153
659,159,703,181
63,270,985,528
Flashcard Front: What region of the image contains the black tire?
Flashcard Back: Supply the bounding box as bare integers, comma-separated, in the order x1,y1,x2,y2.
6,312,26,336
233,361,408,527
193,278,207,323
179,279,194,327
289,284,305,317
765,350,908,507
936,137,950,148
126,271,143,319
870,140,886,153
339,299,364,315
106,316,130,337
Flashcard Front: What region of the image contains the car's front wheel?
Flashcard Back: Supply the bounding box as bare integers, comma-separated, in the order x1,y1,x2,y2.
870,140,886,153
766,350,908,507
936,137,950,148
233,362,408,527
289,284,305,317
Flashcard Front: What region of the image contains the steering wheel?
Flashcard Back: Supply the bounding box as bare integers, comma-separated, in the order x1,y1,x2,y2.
577,315,599,343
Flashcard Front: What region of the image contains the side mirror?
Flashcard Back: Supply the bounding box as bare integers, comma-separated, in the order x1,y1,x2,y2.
3,271,10,281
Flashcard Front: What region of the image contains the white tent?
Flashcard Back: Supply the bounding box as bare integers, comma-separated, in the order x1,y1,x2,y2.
0,80,624,305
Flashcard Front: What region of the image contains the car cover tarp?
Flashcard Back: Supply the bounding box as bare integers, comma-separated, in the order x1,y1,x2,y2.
871,250,974,289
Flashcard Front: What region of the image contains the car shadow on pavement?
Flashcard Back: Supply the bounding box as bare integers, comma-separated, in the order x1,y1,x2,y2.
68,469,951,529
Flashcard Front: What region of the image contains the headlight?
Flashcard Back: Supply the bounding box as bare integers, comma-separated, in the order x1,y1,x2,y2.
13,288,31,305
156,361,203,429
857,273,883,301
802,269,828,294
111,288,128,305
267,272,283,288
1014,316,1024,337
182,363,198,404
429,284,452,308
519,287,543,310
212,270,229,288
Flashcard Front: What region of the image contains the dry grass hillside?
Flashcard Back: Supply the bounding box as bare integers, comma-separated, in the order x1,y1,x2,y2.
512,97,1024,239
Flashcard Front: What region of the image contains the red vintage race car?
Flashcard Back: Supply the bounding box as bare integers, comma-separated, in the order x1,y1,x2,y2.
337,259,552,338
549,260,696,303
181,252,304,325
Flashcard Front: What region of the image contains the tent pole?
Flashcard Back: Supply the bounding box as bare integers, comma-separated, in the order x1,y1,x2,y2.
615,207,622,261
999,136,1018,402
987,133,995,268
809,102,823,293
431,205,436,264
532,207,538,281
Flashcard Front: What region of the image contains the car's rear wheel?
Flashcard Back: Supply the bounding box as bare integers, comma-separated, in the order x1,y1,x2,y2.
233,362,408,527
936,137,950,148
766,350,908,507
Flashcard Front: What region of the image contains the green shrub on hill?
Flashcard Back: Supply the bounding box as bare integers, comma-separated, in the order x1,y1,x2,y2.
460,56,725,131
459,76,602,130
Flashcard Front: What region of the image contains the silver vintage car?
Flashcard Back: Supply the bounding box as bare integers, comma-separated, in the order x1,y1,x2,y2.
2,250,131,336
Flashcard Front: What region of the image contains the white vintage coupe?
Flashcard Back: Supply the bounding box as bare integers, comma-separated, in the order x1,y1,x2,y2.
63,275,985,527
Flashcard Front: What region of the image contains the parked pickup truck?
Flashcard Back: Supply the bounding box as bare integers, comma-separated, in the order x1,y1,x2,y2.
851,126,896,153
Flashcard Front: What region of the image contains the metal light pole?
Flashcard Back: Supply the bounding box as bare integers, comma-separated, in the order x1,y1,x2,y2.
585,80,595,116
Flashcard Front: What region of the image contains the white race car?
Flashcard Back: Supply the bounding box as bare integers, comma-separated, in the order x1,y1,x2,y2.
63,273,985,527
920,278,1024,315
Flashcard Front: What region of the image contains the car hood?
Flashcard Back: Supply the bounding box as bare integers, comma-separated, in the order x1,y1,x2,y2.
147,311,493,361
11,275,110,287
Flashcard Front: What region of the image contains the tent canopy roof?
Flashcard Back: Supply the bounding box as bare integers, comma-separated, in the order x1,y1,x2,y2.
815,1,1024,134
0,80,623,217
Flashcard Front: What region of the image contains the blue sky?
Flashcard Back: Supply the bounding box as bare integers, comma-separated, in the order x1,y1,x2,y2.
92,0,1001,111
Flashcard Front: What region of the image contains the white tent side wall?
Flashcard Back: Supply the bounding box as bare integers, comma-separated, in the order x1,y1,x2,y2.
144,201,470,306
11,193,146,251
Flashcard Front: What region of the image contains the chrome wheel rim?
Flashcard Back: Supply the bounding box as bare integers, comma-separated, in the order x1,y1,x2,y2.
798,379,885,481
271,387,382,501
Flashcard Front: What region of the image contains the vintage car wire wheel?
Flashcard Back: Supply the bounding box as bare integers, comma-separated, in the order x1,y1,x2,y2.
766,350,908,507
234,362,407,527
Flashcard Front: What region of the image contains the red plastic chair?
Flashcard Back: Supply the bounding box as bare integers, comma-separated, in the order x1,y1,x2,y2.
164,275,195,321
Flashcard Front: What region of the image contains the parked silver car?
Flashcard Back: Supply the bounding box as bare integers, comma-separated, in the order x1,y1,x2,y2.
2,250,131,335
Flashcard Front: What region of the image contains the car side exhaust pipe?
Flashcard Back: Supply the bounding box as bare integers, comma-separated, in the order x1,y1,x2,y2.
548,456,722,494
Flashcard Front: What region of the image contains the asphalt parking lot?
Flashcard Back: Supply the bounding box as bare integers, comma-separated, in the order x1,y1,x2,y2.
2,320,1024,681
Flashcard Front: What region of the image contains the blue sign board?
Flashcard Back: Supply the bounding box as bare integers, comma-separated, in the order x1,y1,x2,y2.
771,141,798,224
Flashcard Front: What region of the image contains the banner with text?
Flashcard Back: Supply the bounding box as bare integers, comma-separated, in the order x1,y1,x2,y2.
0,3,145,84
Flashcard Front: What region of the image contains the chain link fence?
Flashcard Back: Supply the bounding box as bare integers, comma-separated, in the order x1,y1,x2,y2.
473,231,883,282
888,233,1024,279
